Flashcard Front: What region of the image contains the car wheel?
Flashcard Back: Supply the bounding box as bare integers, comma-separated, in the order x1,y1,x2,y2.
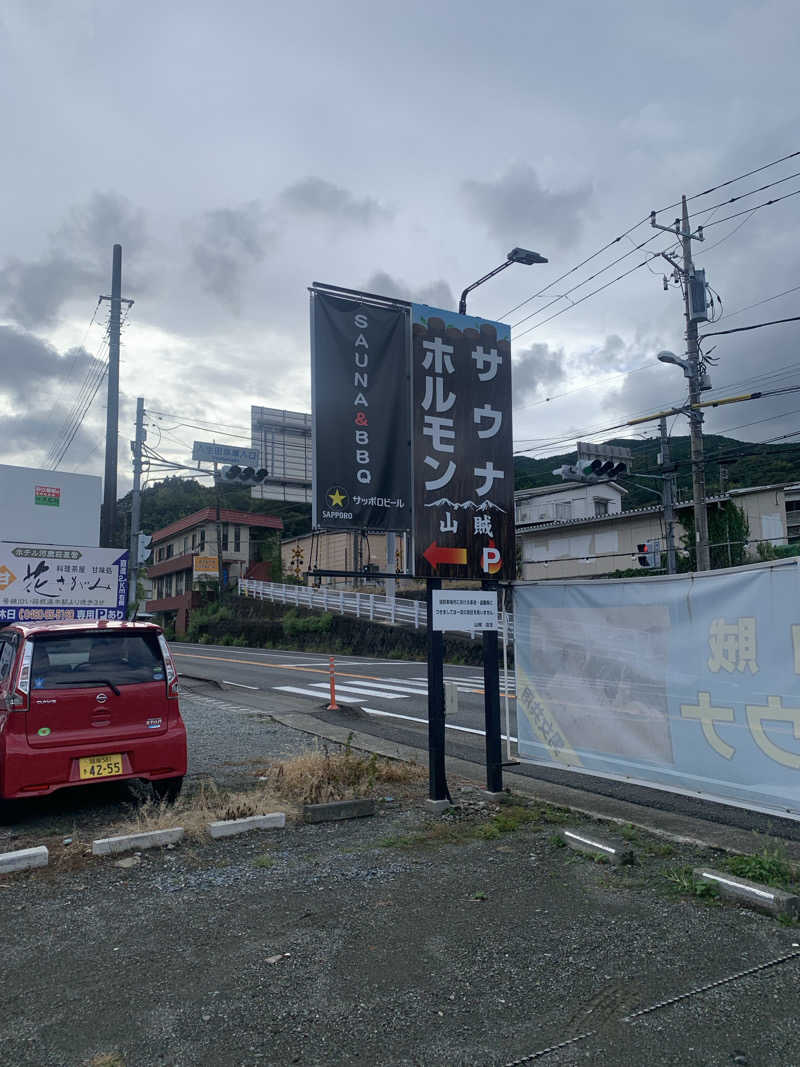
151,776,183,804
0,798,21,826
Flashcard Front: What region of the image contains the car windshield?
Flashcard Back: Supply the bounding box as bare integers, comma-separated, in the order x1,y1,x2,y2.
29,632,164,690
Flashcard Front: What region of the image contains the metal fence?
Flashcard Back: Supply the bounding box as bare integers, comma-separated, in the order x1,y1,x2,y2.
237,578,512,640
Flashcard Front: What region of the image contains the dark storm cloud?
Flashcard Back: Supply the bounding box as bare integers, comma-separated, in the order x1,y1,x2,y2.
462,163,592,247
0,326,106,464
58,191,148,258
280,178,390,227
362,271,455,310
0,192,148,329
0,325,104,403
512,342,567,403
190,201,272,308
0,255,96,330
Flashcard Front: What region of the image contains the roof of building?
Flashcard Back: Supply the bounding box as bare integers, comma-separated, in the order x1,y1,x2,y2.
151,507,283,543
515,481,627,500
516,482,792,535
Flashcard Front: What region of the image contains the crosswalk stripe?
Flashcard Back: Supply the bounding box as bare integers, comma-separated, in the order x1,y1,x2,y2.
308,683,406,700
274,686,360,703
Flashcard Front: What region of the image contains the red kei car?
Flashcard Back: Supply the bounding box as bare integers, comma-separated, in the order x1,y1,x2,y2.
0,620,187,808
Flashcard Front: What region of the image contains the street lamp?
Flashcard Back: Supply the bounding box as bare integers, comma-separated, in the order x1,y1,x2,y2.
459,246,548,316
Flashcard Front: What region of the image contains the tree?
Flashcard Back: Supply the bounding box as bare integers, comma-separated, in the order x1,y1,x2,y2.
680,500,750,571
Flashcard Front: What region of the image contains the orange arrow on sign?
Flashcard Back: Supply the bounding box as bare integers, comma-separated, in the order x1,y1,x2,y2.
422,542,468,569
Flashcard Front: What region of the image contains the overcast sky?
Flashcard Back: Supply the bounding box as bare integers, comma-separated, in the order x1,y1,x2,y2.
2,0,799,492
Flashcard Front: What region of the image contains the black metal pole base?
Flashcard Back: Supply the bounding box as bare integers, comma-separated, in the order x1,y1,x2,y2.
426,577,449,802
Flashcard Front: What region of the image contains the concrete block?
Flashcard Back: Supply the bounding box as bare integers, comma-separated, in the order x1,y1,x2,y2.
92,827,184,856
303,798,375,824
693,867,800,918
208,813,286,839
424,799,451,815
0,845,49,874
562,827,635,865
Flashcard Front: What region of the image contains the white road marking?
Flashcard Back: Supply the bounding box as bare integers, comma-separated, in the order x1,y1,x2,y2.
308,683,406,700
362,707,518,743
222,680,259,690
274,686,360,703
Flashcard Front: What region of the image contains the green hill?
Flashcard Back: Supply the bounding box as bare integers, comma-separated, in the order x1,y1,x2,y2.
514,434,800,511
111,434,800,549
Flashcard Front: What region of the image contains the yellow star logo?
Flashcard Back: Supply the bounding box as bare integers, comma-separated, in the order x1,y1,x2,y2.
328,488,346,507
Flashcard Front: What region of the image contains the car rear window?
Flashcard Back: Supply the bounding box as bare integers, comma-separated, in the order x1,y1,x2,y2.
29,632,165,689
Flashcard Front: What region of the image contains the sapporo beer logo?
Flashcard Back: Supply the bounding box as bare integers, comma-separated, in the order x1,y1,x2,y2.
327,486,348,509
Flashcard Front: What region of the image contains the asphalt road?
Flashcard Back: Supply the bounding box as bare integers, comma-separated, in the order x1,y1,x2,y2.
172,640,800,842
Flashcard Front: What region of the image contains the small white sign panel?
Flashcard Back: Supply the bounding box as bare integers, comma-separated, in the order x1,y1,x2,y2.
432,589,498,632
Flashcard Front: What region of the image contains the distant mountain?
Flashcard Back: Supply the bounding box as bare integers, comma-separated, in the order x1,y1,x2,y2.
424,498,507,512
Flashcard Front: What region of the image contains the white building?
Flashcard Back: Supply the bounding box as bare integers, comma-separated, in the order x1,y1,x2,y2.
514,481,626,526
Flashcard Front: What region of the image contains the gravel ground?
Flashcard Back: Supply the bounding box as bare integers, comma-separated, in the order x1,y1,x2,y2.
2,688,800,1067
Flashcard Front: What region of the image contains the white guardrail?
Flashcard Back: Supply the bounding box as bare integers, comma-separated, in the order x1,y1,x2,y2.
237,578,513,642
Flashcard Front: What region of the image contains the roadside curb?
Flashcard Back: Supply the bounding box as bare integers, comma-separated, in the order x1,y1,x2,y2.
303,798,375,824
0,845,49,873
92,827,184,856
694,867,800,918
208,813,286,839
268,708,800,861
562,826,636,865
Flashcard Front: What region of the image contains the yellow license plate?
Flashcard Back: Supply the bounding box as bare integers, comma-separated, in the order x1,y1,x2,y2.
79,754,123,780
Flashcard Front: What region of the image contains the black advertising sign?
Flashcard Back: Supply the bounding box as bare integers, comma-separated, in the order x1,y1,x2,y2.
311,290,411,531
411,305,514,580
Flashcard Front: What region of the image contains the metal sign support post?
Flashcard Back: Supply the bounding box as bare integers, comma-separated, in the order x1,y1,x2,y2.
482,579,503,794
426,577,449,803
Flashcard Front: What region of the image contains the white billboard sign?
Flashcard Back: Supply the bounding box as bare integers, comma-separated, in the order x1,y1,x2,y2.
0,465,101,547
0,543,129,623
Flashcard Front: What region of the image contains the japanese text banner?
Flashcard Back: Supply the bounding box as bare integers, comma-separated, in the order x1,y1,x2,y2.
0,542,129,622
411,305,514,580
513,561,800,820
311,291,411,531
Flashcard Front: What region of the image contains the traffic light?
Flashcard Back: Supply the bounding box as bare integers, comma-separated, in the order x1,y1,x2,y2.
290,544,304,578
219,465,269,486
636,540,662,568
137,532,152,564
552,459,629,483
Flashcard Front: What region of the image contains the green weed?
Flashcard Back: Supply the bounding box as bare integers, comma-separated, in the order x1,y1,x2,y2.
724,845,797,888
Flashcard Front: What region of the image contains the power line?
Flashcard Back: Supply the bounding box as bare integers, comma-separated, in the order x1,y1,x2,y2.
701,186,800,229
497,148,800,324
700,315,800,340
722,283,800,322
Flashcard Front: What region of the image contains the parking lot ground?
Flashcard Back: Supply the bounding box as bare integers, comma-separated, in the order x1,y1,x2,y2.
2,689,800,1066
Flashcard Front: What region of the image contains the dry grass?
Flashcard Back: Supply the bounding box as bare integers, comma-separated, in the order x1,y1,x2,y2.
84,1053,125,1067
116,778,292,841
262,746,425,806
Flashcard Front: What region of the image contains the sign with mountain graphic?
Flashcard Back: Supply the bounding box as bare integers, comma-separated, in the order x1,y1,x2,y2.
411,305,514,580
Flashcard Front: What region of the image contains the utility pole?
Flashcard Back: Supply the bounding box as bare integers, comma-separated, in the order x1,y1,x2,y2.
651,198,710,571
101,245,122,547
128,397,145,612
681,197,711,571
659,416,677,575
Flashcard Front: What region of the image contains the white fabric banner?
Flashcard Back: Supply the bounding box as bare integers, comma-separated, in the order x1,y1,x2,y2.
513,560,800,819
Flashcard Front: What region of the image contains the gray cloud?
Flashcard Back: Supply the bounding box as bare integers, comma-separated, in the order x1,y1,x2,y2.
363,271,455,311
280,178,390,227
0,255,96,330
190,202,272,308
0,192,148,329
0,326,107,466
512,342,567,404
58,191,148,259
462,164,591,247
